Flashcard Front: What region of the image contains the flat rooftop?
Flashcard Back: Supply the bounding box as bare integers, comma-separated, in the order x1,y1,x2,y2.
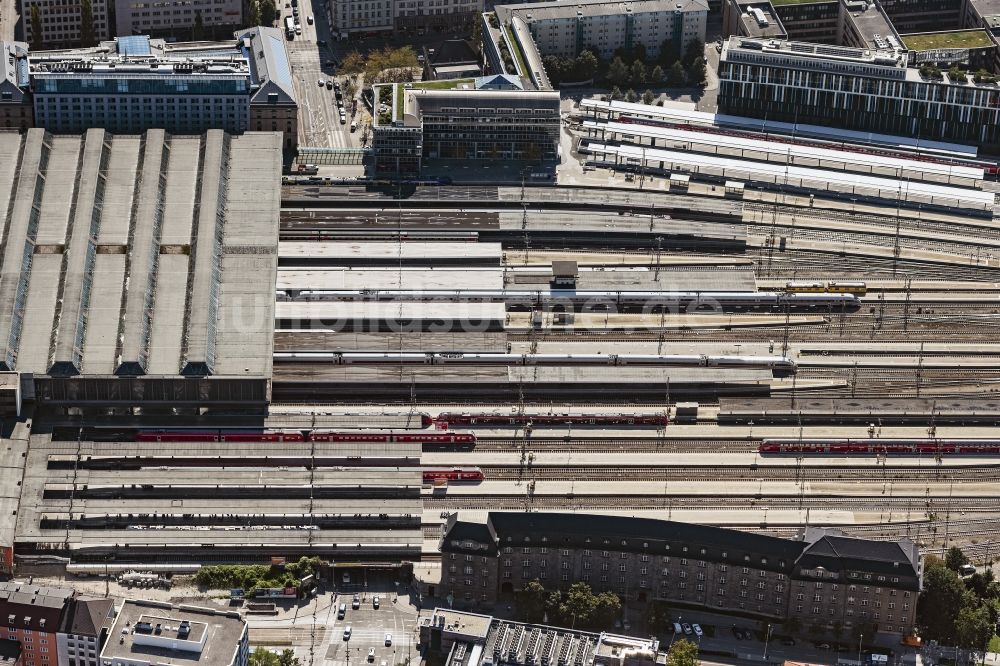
102,601,244,666
900,30,994,51
276,268,504,291
845,2,898,50
735,1,787,38
0,129,280,384
15,435,422,562
495,0,708,24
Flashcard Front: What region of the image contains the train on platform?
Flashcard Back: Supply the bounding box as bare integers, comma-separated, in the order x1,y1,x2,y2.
759,438,1000,455
422,467,484,483
135,429,476,446
613,115,1000,177
436,412,670,427
784,281,867,296
276,289,861,311
273,352,797,372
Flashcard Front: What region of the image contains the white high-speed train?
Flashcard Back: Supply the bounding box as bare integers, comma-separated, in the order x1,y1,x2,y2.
272,352,798,372
275,289,860,309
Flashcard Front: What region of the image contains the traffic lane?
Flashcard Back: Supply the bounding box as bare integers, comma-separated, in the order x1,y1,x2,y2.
329,593,418,666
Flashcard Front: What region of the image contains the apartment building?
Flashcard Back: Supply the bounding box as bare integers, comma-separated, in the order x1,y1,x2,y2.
115,0,244,41
13,29,297,148
0,42,33,129
20,0,111,50
100,601,247,666
372,75,560,177
328,0,394,36
0,583,112,666
437,513,921,636
718,36,1000,147
492,0,709,62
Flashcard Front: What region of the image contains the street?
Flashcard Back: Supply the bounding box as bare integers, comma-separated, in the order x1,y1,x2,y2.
283,0,366,149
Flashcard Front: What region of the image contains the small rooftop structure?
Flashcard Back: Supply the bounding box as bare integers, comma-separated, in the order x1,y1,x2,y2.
101,601,247,666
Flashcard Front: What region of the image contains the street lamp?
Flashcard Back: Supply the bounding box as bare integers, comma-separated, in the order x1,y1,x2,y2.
858,633,864,665
763,623,773,662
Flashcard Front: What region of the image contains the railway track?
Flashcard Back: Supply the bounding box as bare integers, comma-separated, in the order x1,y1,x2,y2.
424,494,1000,511
481,464,1000,482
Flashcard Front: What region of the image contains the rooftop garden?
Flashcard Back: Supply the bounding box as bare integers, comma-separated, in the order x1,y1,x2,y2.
504,25,528,76
901,30,993,51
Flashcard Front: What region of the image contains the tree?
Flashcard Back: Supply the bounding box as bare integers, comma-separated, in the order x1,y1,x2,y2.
250,648,292,666
543,55,565,86
682,38,703,66
559,582,600,628
30,4,43,50
340,52,365,75
650,65,664,85
917,563,970,644
687,57,706,86
574,50,599,81
666,639,699,666
632,42,647,64
515,580,549,624
659,38,676,65
259,0,277,26
192,10,205,39
666,61,686,87
642,89,655,105
956,604,993,651
248,0,260,28
625,88,638,102
607,56,629,87
946,547,970,572
80,0,95,46
591,591,622,629
611,85,623,100
630,60,646,86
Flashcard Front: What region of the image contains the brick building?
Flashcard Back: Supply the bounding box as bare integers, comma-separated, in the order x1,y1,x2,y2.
0,583,112,666
437,513,921,636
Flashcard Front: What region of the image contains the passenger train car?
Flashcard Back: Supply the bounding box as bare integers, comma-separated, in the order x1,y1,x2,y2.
759,438,1000,455
436,412,669,427
276,289,861,311
422,467,484,482
272,352,797,372
136,429,476,445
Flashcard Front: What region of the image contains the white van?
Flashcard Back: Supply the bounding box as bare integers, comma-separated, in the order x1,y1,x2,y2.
337,603,346,619
350,120,357,132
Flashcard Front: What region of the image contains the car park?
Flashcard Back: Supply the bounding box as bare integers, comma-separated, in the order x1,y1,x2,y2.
682,623,693,635
693,624,703,637
343,626,352,640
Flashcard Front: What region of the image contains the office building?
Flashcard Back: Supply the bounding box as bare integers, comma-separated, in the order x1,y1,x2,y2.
20,0,111,50
327,0,481,37
0,582,113,666
419,608,659,666
437,513,921,635
372,75,560,177
490,0,708,64
717,36,1000,147
100,601,248,666
114,0,244,41
14,29,296,148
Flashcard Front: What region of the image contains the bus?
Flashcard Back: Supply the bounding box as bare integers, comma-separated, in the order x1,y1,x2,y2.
284,16,295,38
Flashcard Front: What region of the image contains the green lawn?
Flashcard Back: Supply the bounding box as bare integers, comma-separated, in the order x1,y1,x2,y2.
394,84,403,118
411,78,477,90
504,25,528,76
902,30,994,51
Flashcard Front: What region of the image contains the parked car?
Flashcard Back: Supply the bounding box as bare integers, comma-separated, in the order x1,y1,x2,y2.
317,38,327,46
673,623,683,635
373,596,380,609
317,79,324,87
337,604,346,619
692,624,703,638
367,649,375,662
682,623,693,635
306,15,313,23
385,634,392,646
351,595,360,609
343,626,352,640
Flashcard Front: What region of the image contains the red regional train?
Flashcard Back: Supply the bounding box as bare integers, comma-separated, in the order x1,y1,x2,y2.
759,438,1000,455
436,412,669,427
422,467,484,482
136,430,476,445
